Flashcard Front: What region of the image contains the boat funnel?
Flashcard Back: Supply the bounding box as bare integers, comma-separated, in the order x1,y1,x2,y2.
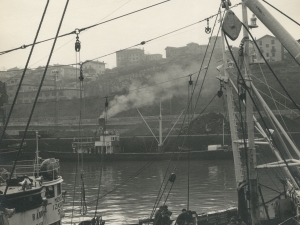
98,117,105,128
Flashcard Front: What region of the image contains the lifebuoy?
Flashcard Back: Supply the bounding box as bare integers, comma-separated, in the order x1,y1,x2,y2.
0,168,9,182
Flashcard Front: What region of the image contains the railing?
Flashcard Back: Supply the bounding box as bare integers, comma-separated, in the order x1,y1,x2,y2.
0,159,61,181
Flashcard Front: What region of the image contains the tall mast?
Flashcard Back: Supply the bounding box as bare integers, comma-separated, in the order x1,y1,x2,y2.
219,3,244,187
241,1,260,224
35,131,39,177
158,101,163,152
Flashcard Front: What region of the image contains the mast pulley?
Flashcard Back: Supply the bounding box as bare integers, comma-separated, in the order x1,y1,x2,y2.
188,75,193,86
75,28,81,52
205,19,211,34
221,0,231,9
217,82,223,98
79,63,84,82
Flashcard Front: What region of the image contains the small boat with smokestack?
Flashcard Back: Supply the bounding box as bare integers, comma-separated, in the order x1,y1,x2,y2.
41,100,233,161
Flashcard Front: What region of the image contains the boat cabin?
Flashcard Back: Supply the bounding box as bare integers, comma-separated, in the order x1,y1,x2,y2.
95,130,121,154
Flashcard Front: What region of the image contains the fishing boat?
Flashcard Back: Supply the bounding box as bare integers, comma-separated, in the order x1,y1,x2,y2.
0,131,65,225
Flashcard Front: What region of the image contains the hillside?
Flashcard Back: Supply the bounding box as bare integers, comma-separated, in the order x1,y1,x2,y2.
5,51,300,122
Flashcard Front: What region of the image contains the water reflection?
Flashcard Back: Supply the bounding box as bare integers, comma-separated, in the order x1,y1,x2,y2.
60,159,281,224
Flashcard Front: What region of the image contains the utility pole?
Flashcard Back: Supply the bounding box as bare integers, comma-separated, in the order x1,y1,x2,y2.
51,70,59,125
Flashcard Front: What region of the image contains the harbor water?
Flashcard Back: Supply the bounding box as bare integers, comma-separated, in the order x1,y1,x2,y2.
61,159,281,224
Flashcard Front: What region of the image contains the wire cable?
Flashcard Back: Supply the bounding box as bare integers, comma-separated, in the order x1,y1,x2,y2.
244,24,300,111
0,0,171,56
3,0,70,196
0,0,50,145
224,33,300,188
262,0,300,27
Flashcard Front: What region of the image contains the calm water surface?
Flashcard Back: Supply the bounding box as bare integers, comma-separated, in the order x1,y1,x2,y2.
60,159,280,225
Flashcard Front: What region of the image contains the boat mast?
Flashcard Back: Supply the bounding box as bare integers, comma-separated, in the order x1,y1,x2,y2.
243,0,300,64
104,96,108,153
241,2,260,224
35,130,39,177
222,118,225,146
219,3,244,187
158,101,163,152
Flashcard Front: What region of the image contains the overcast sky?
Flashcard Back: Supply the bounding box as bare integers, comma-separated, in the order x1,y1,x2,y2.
0,0,299,71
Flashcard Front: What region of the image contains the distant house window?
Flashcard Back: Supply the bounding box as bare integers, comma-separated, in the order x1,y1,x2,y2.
271,40,275,44
272,53,275,57
266,44,269,48
266,53,269,57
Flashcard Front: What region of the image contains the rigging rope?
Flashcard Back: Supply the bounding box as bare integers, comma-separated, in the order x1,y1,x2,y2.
148,160,172,224
243,24,300,111
70,155,79,225
224,33,300,189
3,0,70,196
94,165,103,218
179,6,223,149
256,56,297,147
0,0,171,56
0,0,50,145
76,34,88,215
262,0,300,27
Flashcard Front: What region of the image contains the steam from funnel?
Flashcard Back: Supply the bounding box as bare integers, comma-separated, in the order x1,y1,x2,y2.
101,61,220,118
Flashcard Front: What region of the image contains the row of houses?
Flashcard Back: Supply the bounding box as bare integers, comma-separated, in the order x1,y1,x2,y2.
0,35,290,104
116,35,288,67
115,36,223,67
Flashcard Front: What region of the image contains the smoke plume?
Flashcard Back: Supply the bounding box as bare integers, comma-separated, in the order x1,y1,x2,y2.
102,59,221,118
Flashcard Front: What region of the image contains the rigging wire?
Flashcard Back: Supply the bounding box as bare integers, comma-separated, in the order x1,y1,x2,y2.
0,3,242,84
0,3,242,74
0,0,50,145
262,0,300,27
230,73,286,185
70,155,79,225
243,24,300,111
230,70,300,117
0,0,171,56
256,55,297,146
148,160,172,224
94,165,103,218
66,154,166,213
76,35,88,215
224,33,300,188
3,0,70,196
180,6,223,149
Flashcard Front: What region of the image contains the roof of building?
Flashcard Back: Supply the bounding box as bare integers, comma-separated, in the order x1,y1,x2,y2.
186,42,199,45
256,34,276,41
84,60,105,65
7,67,21,71
116,48,144,53
165,46,186,50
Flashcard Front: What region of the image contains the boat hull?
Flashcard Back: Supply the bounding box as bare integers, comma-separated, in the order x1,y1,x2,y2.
39,149,233,161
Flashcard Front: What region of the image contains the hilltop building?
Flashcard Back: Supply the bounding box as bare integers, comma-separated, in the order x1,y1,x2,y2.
165,36,222,59
116,48,145,67
4,68,80,104
250,34,284,63
82,61,105,76
144,54,163,61
116,48,163,67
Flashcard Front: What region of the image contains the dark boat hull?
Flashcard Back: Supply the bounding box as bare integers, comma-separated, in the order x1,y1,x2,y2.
39,149,233,161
